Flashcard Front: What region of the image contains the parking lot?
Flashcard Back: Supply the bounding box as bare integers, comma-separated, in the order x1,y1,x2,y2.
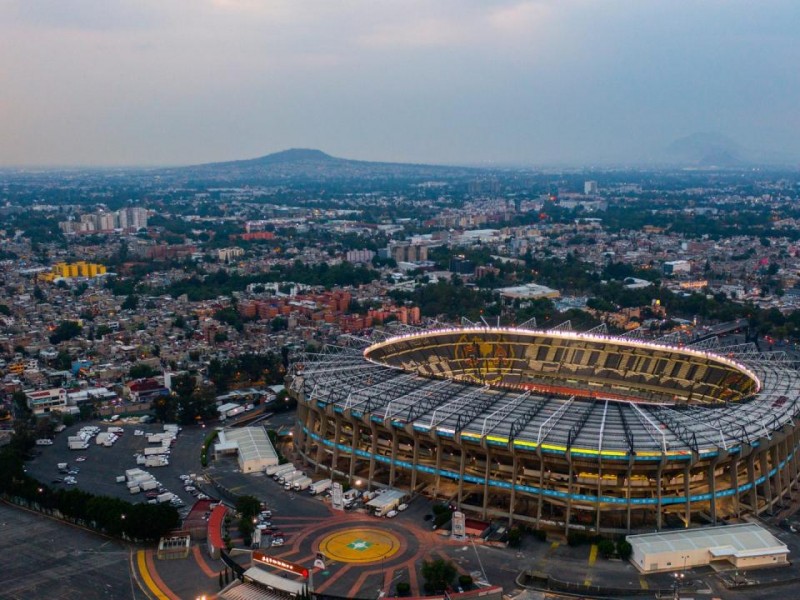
25,419,208,512
0,502,144,600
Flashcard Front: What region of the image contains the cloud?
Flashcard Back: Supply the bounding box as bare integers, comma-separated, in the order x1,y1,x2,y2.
0,0,798,166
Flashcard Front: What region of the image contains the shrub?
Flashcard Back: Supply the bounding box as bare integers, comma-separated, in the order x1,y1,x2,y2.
507,527,523,548
458,574,474,590
395,581,411,597
617,540,633,560
597,539,615,559
532,529,547,542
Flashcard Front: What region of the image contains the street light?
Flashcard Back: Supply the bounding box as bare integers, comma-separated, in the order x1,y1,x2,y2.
672,571,685,600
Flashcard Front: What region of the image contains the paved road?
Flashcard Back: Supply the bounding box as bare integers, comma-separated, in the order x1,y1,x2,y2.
0,501,145,600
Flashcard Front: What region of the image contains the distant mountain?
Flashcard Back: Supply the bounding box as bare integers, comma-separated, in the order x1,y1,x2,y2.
661,132,746,167
156,148,480,185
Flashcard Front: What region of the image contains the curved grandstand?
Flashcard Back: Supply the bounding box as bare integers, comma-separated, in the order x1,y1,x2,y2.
289,326,800,533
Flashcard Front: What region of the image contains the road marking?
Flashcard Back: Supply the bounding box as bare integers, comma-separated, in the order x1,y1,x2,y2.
588,544,598,566
639,576,649,590
137,550,169,600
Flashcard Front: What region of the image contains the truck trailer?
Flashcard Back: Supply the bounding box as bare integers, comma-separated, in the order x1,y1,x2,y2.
309,479,332,495
292,476,313,491
271,464,295,480
281,471,304,487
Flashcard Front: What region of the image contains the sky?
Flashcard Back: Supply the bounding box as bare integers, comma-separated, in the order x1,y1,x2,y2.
1,0,798,167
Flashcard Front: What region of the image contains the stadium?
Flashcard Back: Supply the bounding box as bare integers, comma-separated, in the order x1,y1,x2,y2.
289,325,800,533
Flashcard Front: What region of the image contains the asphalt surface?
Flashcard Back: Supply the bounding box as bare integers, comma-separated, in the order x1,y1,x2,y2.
0,501,144,600
25,420,209,512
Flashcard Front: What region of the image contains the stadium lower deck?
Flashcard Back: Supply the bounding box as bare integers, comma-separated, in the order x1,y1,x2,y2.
289,327,800,533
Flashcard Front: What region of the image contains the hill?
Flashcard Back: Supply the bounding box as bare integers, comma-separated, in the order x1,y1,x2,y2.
156,148,479,185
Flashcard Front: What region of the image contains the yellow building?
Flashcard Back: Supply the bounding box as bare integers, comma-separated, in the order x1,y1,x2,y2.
39,261,107,282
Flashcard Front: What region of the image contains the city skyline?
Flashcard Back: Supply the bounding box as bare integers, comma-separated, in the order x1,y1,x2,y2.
1,0,799,167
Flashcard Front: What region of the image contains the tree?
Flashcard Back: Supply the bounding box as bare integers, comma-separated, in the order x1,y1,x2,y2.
49,320,82,344
458,574,474,591
507,527,523,548
129,363,158,379
121,294,139,310
421,558,457,594
395,581,411,597
616,540,633,560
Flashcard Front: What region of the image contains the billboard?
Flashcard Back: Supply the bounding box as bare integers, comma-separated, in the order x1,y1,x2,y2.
331,481,344,511
452,511,466,538
253,552,309,578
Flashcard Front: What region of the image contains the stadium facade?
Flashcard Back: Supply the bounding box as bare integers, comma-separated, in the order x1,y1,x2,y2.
289,326,800,533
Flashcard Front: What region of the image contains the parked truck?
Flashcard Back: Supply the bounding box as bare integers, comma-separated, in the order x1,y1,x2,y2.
140,480,159,491
292,476,313,491
145,457,169,467
144,446,168,456
309,479,332,495
68,440,89,450
157,492,174,503
265,463,286,476
277,469,298,484
281,471,304,488
271,464,295,480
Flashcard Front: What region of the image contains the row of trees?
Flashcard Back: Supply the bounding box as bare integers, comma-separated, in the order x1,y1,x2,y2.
151,373,218,425
207,351,288,393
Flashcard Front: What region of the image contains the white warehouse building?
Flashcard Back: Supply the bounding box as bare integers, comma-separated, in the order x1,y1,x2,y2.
214,427,279,474
627,523,789,574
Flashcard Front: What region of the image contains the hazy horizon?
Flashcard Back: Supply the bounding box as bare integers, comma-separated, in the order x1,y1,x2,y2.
2,1,799,168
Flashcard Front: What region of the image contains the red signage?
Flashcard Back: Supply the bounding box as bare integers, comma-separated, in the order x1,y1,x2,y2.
253,552,309,578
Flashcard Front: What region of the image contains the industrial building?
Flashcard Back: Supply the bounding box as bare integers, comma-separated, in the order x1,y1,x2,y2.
289,325,800,533
627,523,789,573
214,426,279,474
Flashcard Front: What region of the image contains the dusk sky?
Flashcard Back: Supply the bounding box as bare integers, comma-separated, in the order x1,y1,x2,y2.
1,0,798,167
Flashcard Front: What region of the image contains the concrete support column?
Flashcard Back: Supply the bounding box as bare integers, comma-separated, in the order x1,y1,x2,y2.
625,462,633,532
348,420,359,481
536,452,545,527
331,416,342,478
434,438,443,498
410,433,420,493
314,408,328,470
747,453,758,511
458,450,467,508
760,451,773,510
565,456,574,535
389,430,399,486
730,455,740,518
708,456,719,525
368,421,379,485
482,448,492,520
684,464,691,528
509,453,518,526
656,462,664,531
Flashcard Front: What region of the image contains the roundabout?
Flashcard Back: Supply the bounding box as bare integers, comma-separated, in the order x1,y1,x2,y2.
318,527,402,564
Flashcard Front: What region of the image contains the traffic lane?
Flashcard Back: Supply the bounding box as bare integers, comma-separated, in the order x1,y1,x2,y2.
206,457,331,519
